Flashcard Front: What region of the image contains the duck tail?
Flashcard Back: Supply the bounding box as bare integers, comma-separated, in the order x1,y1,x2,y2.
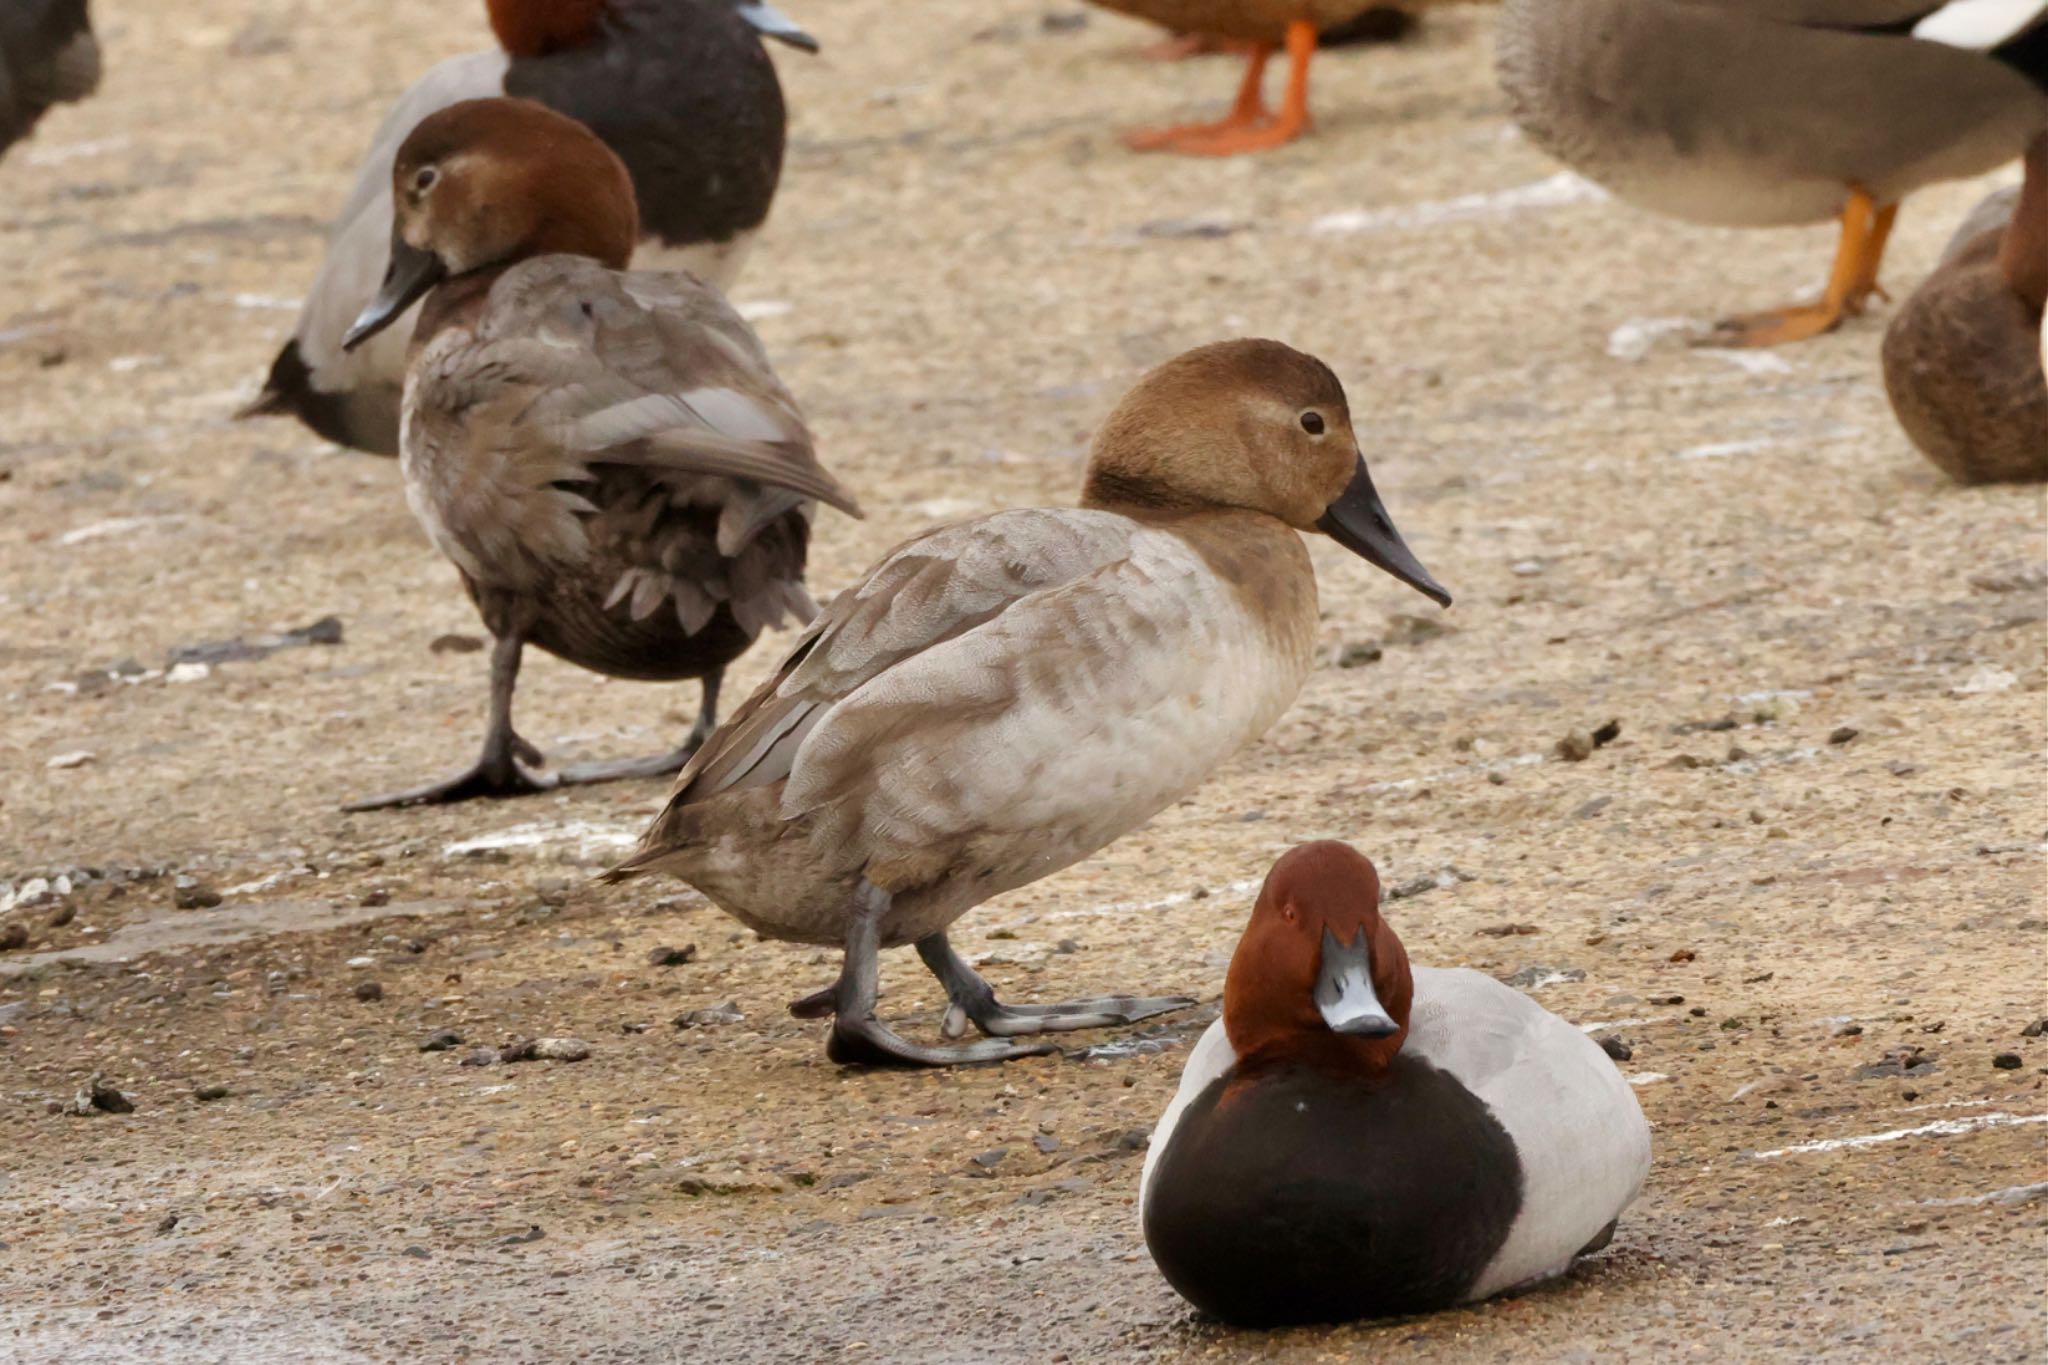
598,802,708,885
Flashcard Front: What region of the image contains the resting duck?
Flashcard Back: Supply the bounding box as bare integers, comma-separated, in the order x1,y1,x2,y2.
0,0,98,159
241,0,817,455
337,98,860,810
1141,841,1651,1326
1882,133,2048,483
1092,1,1457,155
1497,0,2048,345
604,338,1452,1066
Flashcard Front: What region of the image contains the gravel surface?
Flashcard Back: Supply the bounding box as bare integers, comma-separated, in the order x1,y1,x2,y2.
1,2,2044,1361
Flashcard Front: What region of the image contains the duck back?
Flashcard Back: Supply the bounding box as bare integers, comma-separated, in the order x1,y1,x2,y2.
1142,1053,1523,1327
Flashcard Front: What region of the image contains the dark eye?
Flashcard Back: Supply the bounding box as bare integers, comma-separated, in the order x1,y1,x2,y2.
413,166,439,194
1299,411,1325,435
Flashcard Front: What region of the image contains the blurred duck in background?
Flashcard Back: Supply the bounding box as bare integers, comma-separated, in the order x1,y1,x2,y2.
1092,1,1471,154
1883,133,2048,483
1498,0,2048,345
0,0,98,159
337,99,859,809
242,0,817,456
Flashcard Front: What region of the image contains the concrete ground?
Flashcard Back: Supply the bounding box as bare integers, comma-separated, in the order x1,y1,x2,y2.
1,1,2043,1360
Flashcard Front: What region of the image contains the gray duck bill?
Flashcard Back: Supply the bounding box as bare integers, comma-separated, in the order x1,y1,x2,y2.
1315,456,1452,607
342,234,447,352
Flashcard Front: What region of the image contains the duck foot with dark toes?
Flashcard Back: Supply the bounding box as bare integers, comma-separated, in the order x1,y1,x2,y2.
826,1016,1057,1068
556,670,722,789
344,733,554,811
918,932,1197,1039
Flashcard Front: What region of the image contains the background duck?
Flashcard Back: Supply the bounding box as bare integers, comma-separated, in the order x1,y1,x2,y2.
338,98,859,810
605,338,1451,1066
1141,841,1651,1327
0,0,98,160
1091,1,1471,154
1883,133,2048,483
240,0,816,456
1497,0,2048,345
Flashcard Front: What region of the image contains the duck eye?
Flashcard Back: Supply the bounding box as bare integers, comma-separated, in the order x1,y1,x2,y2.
412,166,439,194
1299,411,1325,435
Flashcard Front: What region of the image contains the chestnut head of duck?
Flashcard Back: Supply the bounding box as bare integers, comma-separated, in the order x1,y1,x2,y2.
1082,340,1450,606
1224,839,1416,1070
343,98,638,351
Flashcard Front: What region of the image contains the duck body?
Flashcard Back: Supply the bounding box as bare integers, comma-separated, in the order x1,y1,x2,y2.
632,505,1320,949
246,0,810,456
1143,969,1649,1324
1499,0,2048,228
609,339,1453,1066
400,257,821,686
1093,0,1388,46
1882,134,2048,483
0,0,98,158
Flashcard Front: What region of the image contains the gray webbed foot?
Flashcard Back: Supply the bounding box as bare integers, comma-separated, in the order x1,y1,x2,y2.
343,751,556,811
918,933,1196,1039
827,1015,1057,1068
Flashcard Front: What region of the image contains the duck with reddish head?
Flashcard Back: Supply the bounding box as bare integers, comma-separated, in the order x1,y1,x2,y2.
338,97,859,810
1142,841,1650,1326
242,0,817,455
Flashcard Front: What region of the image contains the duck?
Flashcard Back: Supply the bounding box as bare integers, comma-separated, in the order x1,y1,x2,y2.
0,0,99,160
1090,1,1462,155
240,0,818,456
1140,840,1651,1327
603,338,1452,1066
1882,133,2048,483
335,97,860,810
1497,0,2048,345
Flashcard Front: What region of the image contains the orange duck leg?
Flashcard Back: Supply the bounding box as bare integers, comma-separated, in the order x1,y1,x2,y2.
1705,187,1901,347
1124,19,1316,157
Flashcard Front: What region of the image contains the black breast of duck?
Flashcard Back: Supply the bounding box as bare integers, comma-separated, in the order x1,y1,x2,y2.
0,0,98,158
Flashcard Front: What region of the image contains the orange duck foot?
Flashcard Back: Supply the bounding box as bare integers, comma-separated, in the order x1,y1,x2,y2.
1701,189,1898,348
1124,19,1316,157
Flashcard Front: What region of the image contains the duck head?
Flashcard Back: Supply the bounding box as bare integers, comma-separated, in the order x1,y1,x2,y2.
342,98,638,351
1081,339,1450,606
486,0,607,58
1224,840,1415,1068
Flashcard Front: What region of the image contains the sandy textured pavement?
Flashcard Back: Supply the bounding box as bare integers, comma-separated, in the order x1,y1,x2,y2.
2,1,2045,1360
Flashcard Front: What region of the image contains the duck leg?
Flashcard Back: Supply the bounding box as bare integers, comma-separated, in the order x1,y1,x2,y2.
1125,19,1315,156
344,633,557,810
1704,188,1898,347
916,932,1196,1039
824,883,1060,1067
556,670,722,788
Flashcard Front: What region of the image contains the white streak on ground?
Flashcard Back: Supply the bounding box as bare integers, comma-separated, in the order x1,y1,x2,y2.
1308,172,1607,235
1747,1111,2048,1160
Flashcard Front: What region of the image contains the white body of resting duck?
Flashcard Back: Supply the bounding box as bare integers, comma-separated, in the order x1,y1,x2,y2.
1141,841,1652,1325
336,97,859,810
1497,0,2048,345
605,339,1453,1067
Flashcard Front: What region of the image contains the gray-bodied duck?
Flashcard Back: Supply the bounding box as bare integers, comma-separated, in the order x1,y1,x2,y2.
339,97,859,810
1883,132,2048,483
1498,0,2048,345
605,338,1452,1067
242,0,817,455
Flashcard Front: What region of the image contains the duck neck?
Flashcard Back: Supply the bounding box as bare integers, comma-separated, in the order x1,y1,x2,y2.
1238,1031,1404,1083
412,266,512,355
1999,133,2048,317
487,0,609,58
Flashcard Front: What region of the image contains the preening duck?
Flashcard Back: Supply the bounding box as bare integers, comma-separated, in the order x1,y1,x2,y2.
605,339,1452,1067
1497,0,2048,345
1882,133,2048,483
0,0,98,159
241,0,817,455
1141,841,1651,1326
338,98,859,810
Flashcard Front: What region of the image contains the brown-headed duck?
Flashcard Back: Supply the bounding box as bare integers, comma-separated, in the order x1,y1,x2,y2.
337,97,859,810
1141,841,1651,1326
603,339,1451,1066
1090,1,1447,155
0,0,98,159
1882,133,2048,483
241,0,817,455
1498,0,2048,345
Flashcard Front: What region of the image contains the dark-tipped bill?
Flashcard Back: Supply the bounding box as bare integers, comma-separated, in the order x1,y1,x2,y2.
1315,926,1398,1037
1316,457,1452,607
341,234,446,352
734,0,820,51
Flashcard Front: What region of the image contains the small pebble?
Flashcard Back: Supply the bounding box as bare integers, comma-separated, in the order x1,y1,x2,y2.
46,903,76,928
500,1037,590,1063
359,889,390,908
646,944,697,967
1669,947,1696,962
971,1148,1009,1170
2021,1018,2048,1038
193,1084,230,1102
674,1002,745,1029
1598,1035,1633,1062
1336,640,1382,668
429,633,485,654
1828,726,1859,745
1992,1052,2023,1071
352,981,384,1002
173,877,222,911
419,1029,464,1053
0,924,27,951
